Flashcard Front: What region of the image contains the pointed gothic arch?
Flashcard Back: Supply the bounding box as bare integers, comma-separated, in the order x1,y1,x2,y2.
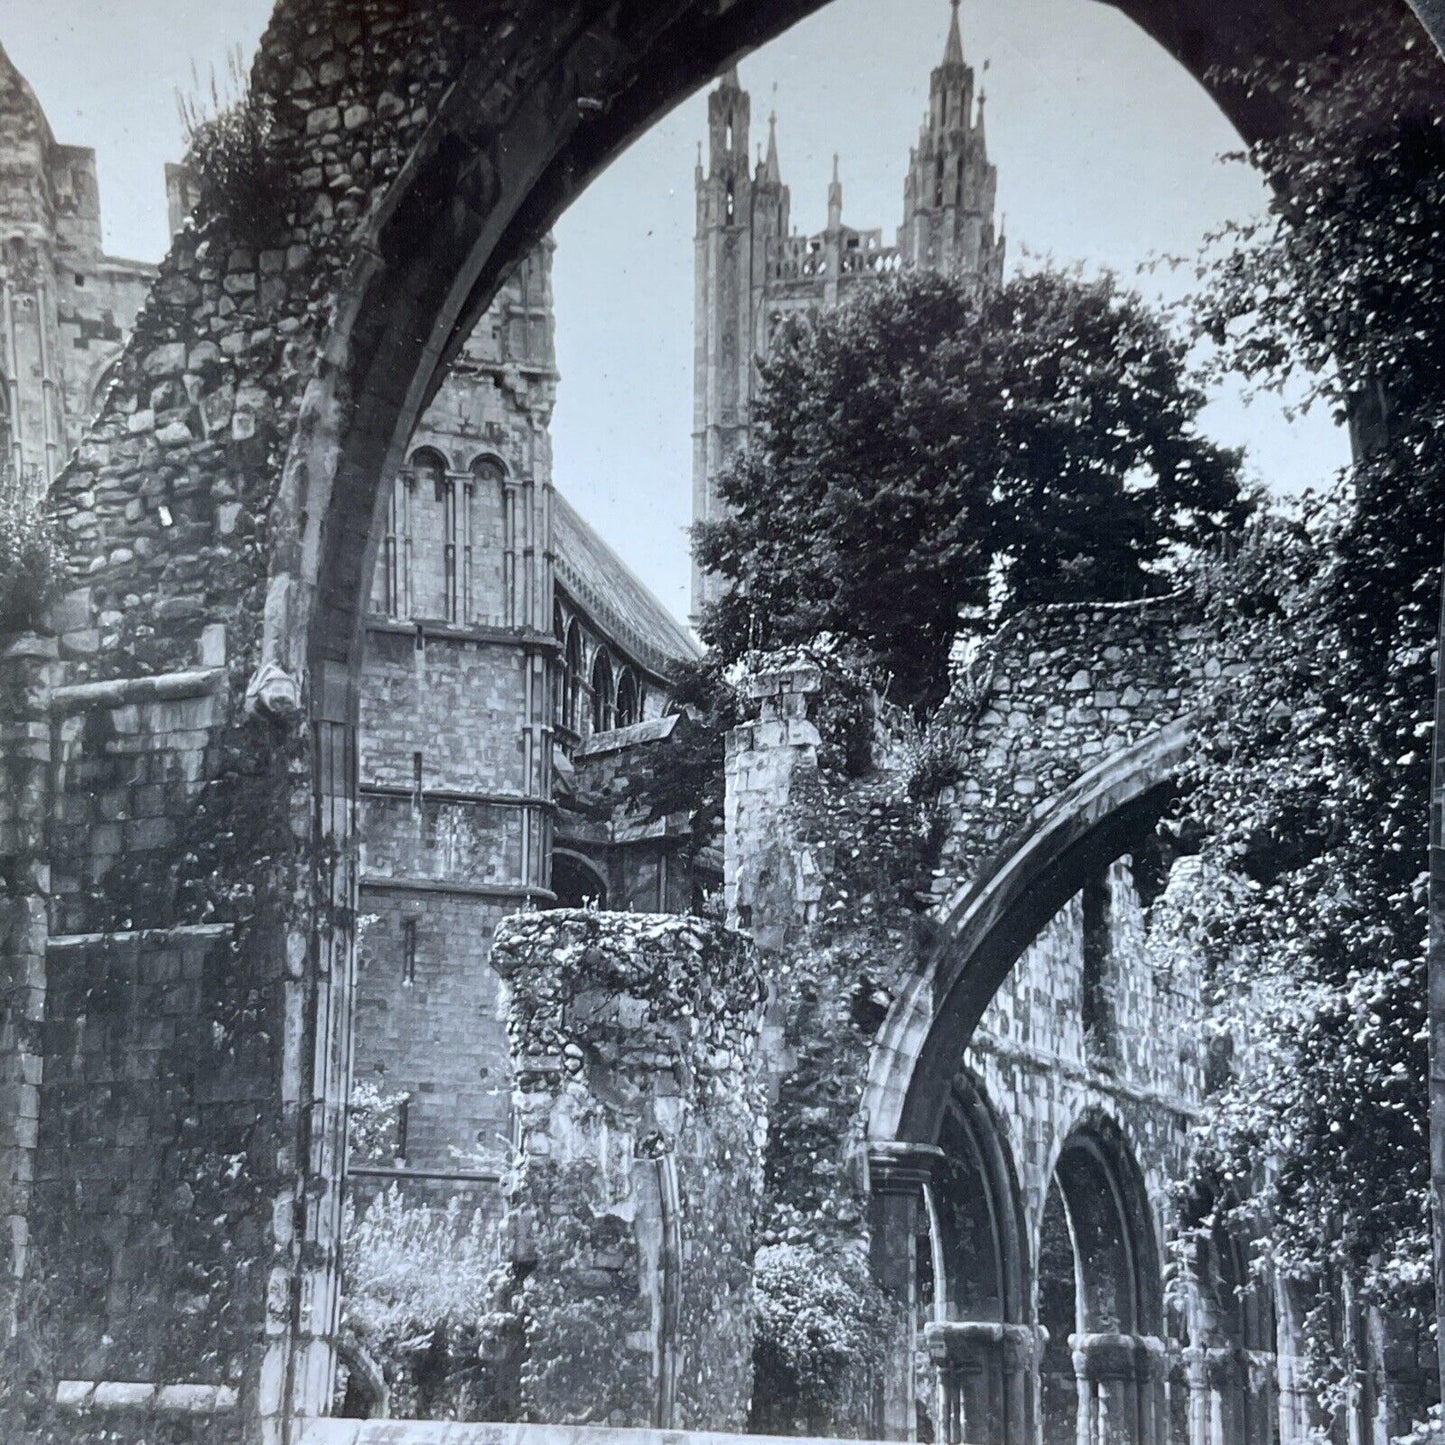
1038,1114,1166,1445
615,668,641,729
591,649,616,734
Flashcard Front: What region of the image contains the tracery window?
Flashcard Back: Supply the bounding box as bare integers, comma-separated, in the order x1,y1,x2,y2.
591,650,615,734
615,669,640,729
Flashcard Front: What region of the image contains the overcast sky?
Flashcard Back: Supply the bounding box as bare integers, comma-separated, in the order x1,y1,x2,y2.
6,0,1349,623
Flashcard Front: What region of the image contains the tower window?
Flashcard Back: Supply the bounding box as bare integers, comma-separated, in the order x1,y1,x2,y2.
725,113,734,151
402,917,417,984
726,178,736,222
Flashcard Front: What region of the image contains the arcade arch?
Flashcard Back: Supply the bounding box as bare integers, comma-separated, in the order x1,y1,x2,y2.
1037,1119,1167,1445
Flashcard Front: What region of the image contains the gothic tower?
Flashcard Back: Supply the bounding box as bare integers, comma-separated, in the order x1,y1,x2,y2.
694,71,753,618
898,0,1006,287
691,1,1004,619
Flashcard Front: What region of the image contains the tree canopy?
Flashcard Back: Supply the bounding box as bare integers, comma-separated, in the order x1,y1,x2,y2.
694,265,1246,709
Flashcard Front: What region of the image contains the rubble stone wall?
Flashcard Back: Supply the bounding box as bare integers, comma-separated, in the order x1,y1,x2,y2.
491,911,767,1432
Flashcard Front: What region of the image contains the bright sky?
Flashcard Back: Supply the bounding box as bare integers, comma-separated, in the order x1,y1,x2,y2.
5,0,1349,624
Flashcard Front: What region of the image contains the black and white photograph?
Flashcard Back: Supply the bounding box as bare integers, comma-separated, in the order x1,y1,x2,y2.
0,1,1442,1442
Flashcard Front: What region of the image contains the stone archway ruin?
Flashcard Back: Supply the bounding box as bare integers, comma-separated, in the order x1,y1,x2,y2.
3,1,1445,1442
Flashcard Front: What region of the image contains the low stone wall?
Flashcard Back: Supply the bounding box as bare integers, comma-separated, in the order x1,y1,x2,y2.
299,1422,889,1445
491,911,767,1432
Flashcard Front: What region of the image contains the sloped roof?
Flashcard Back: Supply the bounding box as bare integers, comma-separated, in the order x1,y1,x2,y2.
553,489,700,678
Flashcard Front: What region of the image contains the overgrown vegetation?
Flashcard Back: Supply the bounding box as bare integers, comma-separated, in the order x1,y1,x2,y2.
695,264,1246,711
1156,23,1445,1415
0,493,63,636
175,49,288,244
338,1085,517,1420
750,1242,896,1438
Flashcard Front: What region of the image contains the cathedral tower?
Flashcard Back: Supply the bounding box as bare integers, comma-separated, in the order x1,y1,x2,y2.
690,2,1004,619
898,0,1006,287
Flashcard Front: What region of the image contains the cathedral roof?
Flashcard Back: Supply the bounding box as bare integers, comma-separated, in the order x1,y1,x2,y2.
553,490,701,678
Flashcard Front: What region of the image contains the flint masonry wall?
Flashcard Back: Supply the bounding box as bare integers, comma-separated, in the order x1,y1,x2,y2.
724,604,1211,1442
491,911,767,1432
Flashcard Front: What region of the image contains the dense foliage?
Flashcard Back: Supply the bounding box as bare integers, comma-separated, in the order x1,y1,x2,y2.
338,1085,516,1420
1161,23,1445,1405
0,493,63,635
695,266,1245,709
750,1242,896,1438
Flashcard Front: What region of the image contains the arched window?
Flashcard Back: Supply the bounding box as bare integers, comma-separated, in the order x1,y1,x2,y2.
615,669,640,729
552,603,567,725
470,454,505,489
409,447,449,619
410,447,447,499
725,178,736,223
590,650,615,734
564,622,584,734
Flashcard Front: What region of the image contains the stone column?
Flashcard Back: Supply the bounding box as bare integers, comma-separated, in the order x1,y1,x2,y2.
869,1141,944,1441
725,662,824,951
0,633,54,1342
1074,1332,1168,1445
492,911,767,1432
925,1320,1039,1445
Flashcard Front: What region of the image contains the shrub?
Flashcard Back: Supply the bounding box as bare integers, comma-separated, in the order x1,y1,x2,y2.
0,494,63,635
338,1185,518,1420
750,1241,895,1438
176,49,288,244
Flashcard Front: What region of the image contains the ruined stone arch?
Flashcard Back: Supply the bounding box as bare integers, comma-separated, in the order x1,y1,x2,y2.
865,724,1189,1147
923,1071,1036,1445
1037,1111,1168,1445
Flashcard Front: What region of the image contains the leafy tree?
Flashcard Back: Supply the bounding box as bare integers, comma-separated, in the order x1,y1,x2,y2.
695,265,1245,710
1161,22,1445,1406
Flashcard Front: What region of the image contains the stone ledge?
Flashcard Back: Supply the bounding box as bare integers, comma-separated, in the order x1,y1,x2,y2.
51,666,227,713
54,1380,238,1414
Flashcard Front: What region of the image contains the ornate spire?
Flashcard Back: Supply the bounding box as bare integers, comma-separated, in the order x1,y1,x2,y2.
827,153,843,230
943,0,964,68
761,106,781,185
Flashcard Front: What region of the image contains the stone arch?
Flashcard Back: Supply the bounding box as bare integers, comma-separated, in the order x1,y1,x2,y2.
1038,1112,1167,1445
551,846,608,909
468,450,507,484
925,1070,1034,1445
1176,1182,1279,1445
81,345,125,422
865,724,1189,1148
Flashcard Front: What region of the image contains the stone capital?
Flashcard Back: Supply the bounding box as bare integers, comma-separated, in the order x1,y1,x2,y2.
867,1139,945,1195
